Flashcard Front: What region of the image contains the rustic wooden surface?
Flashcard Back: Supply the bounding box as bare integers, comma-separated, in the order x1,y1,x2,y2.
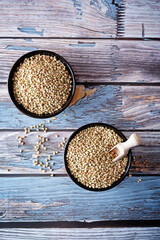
1,39,160,83
0,227,160,240
0,0,117,38
0,0,160,239
0,176,159,221
1,0,160,38
0,84,160,130
0,131,159,175
124,0,160,38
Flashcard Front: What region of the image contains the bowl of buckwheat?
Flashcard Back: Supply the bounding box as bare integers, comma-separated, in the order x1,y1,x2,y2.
8,50,76,118
64,123,132,191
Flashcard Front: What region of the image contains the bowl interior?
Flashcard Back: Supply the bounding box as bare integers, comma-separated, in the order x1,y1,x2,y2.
64,123,132,191
8,50,76,118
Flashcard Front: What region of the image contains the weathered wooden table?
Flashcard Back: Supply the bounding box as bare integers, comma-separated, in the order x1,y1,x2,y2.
0,0,160,239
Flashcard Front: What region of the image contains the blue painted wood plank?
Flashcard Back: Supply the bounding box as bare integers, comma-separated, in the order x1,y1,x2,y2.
1,39,160,83
0,176,159,221
124,0,160,38
1,0,160,38
0,0,117,38
0,84,160,130
0,227,160,240
0,131,159,174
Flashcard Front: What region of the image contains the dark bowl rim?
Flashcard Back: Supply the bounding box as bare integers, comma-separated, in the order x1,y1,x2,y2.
64,122,132,192
8,50,76,119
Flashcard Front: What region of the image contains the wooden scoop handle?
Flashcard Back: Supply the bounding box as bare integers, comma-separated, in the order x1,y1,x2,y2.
122,133,142,154
112,134,142,162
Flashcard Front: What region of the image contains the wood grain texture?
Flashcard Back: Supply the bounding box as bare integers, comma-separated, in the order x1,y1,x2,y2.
0,84,160,130
0,131,159,175
1,39,160,83
0,0,117,38
0,227,160,240
0,176,159,221
124,0,160,38
1,0,160,39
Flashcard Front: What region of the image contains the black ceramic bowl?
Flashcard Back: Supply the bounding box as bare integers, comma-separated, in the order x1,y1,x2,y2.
8,50,76,118
64,123,132,191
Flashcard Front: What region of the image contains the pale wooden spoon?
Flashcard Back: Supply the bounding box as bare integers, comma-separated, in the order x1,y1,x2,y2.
110,133,142,162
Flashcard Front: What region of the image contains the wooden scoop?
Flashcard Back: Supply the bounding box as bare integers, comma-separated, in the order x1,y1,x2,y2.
110,133,142,162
